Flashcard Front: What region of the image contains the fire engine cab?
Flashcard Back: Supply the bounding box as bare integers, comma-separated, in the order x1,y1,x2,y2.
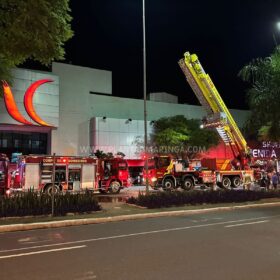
98,157,129,194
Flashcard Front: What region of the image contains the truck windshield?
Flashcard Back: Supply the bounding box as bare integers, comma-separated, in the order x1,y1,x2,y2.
155,157,170,169
144,160,155,170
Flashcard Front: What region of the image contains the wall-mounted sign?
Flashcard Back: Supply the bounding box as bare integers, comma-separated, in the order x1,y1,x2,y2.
1,79,54,127
250,141,280,159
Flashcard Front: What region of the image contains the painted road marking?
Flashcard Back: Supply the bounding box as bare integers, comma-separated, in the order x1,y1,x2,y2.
0,245,86,259
18,237,32,242
75,271,97,280
225,220,269,228
18,237,52,244
0,215,276,255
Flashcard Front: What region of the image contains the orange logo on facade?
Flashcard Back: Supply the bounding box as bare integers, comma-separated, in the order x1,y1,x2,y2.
1,79,54,127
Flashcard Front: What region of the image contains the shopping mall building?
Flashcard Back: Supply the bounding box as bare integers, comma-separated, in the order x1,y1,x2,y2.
0,63,250,159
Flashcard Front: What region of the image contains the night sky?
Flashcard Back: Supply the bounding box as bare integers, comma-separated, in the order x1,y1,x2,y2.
64,0,280,109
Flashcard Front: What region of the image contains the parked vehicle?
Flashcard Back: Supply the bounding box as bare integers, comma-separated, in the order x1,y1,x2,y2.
144,156,216,190
11,155,98,194
3,155,129,195
178,51,256,188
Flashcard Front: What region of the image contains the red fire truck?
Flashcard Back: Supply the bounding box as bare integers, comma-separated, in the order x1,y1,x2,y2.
6,155,129,195
144,156,216,190
178,51,255,188
98,157,129,193
11,155,98,194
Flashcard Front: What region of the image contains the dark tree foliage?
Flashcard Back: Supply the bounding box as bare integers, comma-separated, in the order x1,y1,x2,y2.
94,150,114,159
0,0,73,93
149,115,219,158
239,47,280,140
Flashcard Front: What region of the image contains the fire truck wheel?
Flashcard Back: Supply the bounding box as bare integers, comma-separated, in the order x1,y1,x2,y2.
163,178,175,191
182,178,194,191
221,177,231,189
45,184,59,195
232,176,241,188
109,181,121,194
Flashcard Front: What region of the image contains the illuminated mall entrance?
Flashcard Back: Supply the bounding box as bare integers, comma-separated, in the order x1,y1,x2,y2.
0,125,52,159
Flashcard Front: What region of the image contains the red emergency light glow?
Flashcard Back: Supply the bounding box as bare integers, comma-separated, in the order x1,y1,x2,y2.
24,79,53,126
2,81,33,125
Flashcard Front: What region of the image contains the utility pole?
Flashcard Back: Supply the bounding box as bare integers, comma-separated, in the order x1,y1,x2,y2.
51,153,56,217
143,0,149,194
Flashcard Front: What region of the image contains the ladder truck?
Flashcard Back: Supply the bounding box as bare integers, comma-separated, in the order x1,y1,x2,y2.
144,155,216,191
178,52,254,188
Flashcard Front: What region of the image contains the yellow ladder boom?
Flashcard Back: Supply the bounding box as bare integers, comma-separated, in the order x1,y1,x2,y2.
178,52,249,155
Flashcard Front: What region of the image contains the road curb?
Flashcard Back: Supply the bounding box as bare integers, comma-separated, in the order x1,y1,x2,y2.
1,201,280,233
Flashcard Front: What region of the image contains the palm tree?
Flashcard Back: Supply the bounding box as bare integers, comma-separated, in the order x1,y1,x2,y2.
239,47,280,140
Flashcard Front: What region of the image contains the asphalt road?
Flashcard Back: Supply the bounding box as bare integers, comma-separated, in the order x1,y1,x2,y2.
1,206,280,280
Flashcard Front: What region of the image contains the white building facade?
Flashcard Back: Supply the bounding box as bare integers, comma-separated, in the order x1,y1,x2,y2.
0,63,250,159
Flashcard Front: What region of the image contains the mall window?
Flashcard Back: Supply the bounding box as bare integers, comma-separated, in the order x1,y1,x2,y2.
0,132,48,158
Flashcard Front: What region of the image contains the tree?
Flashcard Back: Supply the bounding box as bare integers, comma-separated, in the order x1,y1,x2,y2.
148,115,219,158
0,0,73,92
94,150,114,159
116,151,126,158
239,46,280,140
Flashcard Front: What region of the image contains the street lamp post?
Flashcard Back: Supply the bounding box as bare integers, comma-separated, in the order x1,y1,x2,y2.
273,21,280,46
142,0,149,194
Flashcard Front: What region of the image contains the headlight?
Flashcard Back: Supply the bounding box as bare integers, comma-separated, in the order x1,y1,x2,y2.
151,177,157,182
5,189,11,196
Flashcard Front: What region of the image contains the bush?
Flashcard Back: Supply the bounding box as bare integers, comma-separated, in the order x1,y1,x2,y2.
126,190,280,209
0,191,101,218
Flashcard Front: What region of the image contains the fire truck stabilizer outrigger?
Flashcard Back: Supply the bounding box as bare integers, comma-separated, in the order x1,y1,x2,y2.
178,51,254,189
1,155,129,195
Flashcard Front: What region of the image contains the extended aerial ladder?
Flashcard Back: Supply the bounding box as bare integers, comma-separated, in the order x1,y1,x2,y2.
178,52,250,169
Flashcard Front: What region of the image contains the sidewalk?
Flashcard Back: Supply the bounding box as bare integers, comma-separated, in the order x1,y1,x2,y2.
1,198,280,233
